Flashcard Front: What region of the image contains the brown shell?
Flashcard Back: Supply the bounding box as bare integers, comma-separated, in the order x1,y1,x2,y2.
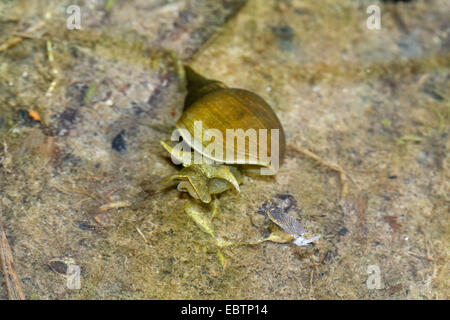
176,67,286,173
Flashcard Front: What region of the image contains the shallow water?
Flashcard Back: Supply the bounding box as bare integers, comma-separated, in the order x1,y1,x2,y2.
0,0,448,299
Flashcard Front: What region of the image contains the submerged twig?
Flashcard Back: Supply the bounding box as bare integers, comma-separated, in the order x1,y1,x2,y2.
287,144,351,198
53,185,106,203
45,39,59,97
0,217,25,300
96,201,130,214
135,227,147,243
0,21,45,52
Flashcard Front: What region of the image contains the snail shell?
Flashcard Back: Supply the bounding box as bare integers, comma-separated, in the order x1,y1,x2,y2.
176,66,286,174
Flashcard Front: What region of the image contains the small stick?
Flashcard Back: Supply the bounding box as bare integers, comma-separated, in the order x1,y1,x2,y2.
407,251,433,262
12,32,42,40
53,185,105,203
0,21,45,52
0,37,22,52
287,144,350,198
96,201,130,214
0,219,25,300
135,227,147,243
45,39,59,97
103,186,121,199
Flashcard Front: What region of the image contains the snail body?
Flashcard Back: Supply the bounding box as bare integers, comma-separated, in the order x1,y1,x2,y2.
161,66,285,203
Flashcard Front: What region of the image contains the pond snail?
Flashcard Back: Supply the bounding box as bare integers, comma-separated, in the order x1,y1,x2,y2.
161,65,286,203
159,66,325,251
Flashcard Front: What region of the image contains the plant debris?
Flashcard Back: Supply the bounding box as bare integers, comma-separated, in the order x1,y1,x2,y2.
258,193,320,246
0,217,25,300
